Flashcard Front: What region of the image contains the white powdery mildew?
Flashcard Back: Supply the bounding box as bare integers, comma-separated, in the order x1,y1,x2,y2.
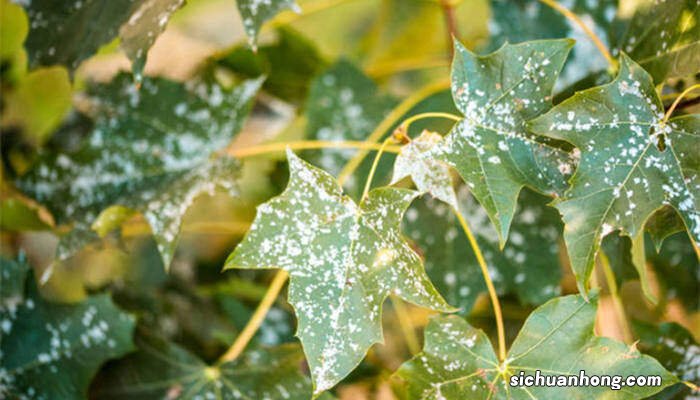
392,130,458,209
18,77,259,266
227,150,451,394
431,40,576,242
236,0,300,43
530,54,700,291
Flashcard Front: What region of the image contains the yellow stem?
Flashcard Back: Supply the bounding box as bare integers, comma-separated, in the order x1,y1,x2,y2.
337,80,450,185
599,251,634,343
218,270,289,364
391,297,420,355
662,84,700,125
366,58,450,78
398,112,461,133
538,0,615,67
122,220,251,237
453,208,506,361
227,140,401,159
361,137,394,200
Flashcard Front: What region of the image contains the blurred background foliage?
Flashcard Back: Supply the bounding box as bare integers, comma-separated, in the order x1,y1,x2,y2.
0,0,698,398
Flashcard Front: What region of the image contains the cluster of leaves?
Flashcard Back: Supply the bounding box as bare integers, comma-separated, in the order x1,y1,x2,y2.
1,0,699,399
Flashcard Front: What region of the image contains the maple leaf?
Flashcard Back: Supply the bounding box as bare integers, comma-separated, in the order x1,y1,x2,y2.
529,54,699,295
432,39,576,244
396,293,678,399
224,149,453,395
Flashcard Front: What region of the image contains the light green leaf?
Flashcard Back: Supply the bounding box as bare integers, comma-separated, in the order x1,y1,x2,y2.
392,130,458,209
0,256,136,400
404,187,563,315
304,60,398,198
93,331,332,400
17,75,262,267
433,39,576,244
528,54,700,297
396,293,678,399
225,150,453,395
614,0,700,83
118,0,186,80
236,0,300,47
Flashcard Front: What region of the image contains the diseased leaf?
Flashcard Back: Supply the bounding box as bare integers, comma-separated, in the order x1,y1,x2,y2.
635,321,700,400
0,256,135,400
215,27,328,104
16,75,262,267
529,54,700,296
93,331,331,400
118,0,186,80
225,150,453,394
433,39,576,244
614,0,700,83
236,0,300,47
396,293,677,399
22,0,138,72
304,60,398,197
392,130,458,209
21,0,181,75
487,0,617,90
404,187,563,315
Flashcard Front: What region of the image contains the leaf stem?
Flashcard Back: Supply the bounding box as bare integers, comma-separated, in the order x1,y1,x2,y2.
338,80,450,185
453,207,506,361
227,140,401,159
538,0,615,67
391,297,420,355
361,137,394,200
217,270,289,364
598,251,634,343
396,112,462,134
662,83,700,125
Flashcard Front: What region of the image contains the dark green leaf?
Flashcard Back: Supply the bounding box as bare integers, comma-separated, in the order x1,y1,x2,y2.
304,60,397,198
529,54,700,297
216,27,328,103
17,75,262,267
93,331,331,400
404,187,563,315
635,321,699,399
0,256,136,400
433,39,576,244
225,150,453,394
397,293,677,399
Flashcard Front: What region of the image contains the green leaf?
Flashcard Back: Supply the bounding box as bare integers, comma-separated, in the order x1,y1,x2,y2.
304,60,398,197
225,150,453,395
396,293,677,399
118,0,186,80
17,75,262,267
433,39,576,244
215,27,328,104
648,232,700,311
528,54,700,297
21,0,181,75
0,256,136,399
93,331,331,400
392,130,458,209
634,321,699,400
487,0,616,90
404,187,563,315
614,0,700,83
236,0,300,47
0,0,28,60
